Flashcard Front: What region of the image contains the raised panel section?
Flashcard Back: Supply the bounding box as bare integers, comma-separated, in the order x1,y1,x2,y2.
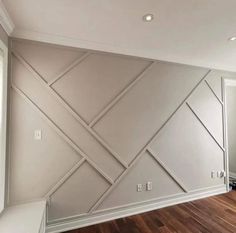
12,40,85,83
98,152,183,211
11,56,124,181
52,54,150,123
48,162,110,221
9,91,80,204
149,105,224,191
94,62,208,164
188,82,223,146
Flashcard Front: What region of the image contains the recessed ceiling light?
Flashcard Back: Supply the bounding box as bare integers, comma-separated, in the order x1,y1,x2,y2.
143,14,154,22
229,36,236,41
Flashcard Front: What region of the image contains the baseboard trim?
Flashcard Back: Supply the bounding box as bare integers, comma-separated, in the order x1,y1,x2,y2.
46,185,227,233
230,172,236,179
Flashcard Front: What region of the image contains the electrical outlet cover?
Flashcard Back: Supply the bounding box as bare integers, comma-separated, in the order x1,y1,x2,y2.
137,184,142,192
146,181,152,191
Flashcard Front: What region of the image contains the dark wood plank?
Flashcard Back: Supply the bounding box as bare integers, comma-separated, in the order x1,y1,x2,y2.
64,191,236,233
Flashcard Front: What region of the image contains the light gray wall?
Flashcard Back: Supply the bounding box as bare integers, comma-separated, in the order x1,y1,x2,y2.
0,25,8,47
8,39,233,225
226,86,236,175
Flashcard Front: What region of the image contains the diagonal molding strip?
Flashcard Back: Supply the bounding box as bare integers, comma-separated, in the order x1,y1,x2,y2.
127,69,212,167
48,52,91,86
186,102,225,152
89,69,212,213
88,148,146,213
45,158,86,198
89,61,156,127
204,80,224,105
146,148,188,193
11,84,114,185
12,50,128,168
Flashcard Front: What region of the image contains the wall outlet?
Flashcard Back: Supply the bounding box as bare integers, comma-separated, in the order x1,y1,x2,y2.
219,170,226,178
34,130,42,140
146,181,152,191
211,171,216,178
212,170,226,179
137,184,143,192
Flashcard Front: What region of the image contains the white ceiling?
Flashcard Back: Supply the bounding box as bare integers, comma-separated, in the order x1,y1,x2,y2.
3,0,236,71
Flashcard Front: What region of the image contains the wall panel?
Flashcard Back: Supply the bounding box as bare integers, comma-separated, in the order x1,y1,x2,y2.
48,162,110,221
98,152,184,211
52,53,150,123
8,39,232,227
9,90,80,204
94,62,208,164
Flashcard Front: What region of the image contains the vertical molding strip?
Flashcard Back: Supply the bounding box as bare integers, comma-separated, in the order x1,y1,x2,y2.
222,77,230,191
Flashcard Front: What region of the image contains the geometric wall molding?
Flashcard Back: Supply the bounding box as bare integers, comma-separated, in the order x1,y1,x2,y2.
97,152,184,211
52,53,151,123
8,39,230,226
12,40,86,84
205,71,223,101
9,90,81,204
93,62,209,164
149,104,225,191
187,82,224,147
48,162,110,222
11,54,125,182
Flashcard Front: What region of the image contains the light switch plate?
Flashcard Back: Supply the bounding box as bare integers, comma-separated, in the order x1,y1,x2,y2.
34,130,42,140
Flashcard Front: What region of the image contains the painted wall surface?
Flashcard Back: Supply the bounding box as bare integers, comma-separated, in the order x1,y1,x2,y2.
0,25,8,46
226,86,236,175
8,39,232,226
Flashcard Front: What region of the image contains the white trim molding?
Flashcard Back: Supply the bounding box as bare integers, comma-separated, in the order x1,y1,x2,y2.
0,0,14,35
46,185,227,233
0,37,8,213
224,78,236,87
229,172,236,179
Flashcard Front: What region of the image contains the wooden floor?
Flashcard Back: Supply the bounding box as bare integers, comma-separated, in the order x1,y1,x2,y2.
65,191,236,233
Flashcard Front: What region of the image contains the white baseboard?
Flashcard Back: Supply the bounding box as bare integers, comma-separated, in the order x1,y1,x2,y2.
230,172,236,179
46,185,227,233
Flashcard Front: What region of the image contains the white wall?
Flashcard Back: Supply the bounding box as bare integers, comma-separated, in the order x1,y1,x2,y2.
0,25,8,47
7,39,236,232
226,85,236,176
